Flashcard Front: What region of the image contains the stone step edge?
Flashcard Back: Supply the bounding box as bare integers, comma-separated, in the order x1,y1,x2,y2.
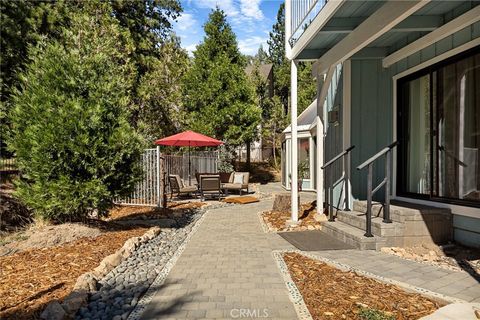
321,220,387,250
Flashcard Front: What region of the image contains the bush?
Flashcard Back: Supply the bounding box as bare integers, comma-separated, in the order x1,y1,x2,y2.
9,8,142,222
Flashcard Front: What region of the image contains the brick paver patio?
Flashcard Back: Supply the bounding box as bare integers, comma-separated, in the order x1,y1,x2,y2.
139,185,480,319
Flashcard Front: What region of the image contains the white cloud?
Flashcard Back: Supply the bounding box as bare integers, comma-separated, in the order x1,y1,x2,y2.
191,0,239,17
239,0,264,20
175,13,197,32
185,43,198,55
238,35,268,55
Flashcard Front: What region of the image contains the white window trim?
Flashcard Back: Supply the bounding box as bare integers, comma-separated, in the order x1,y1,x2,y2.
391,39,480,218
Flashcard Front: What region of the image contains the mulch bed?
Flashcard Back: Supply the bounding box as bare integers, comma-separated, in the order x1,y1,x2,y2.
0,226,148,319
284,252,444,320
106,201,206,221
262,202,324,232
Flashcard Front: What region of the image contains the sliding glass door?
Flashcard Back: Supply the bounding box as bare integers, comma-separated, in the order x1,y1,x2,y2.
398,49,480,207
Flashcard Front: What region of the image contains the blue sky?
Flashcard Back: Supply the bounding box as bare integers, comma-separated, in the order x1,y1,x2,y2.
172,0,283,56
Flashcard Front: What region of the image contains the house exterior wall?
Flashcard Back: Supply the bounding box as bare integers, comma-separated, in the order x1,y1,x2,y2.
347,25,480,247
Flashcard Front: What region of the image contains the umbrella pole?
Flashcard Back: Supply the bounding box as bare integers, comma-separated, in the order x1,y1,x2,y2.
188,145,191,185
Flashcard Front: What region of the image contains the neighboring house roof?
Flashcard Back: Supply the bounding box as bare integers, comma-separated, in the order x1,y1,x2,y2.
245,63,273,80
283,99,317,133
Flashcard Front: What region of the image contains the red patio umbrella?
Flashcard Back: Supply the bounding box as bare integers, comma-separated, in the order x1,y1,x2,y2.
154,130,223,184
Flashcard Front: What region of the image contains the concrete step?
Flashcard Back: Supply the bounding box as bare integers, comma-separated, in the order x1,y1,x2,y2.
352,200,453,246
320,220,387,250
336,210,405,238
353,200,451,223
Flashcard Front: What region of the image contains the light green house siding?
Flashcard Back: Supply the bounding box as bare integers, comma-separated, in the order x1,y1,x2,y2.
347,15,479,246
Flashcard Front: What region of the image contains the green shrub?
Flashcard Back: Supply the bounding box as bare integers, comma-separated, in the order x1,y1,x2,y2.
359,307,396,320
9,7,142,222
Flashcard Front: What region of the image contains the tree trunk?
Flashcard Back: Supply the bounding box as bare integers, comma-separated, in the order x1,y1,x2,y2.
272,192,299,213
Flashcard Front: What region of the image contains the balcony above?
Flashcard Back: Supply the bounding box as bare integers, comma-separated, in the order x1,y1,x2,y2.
286,0,480,69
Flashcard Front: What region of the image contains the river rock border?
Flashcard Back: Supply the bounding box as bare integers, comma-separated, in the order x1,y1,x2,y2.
126,208,210,320
273,249,466,309
272,251,313,320
40,227,162,320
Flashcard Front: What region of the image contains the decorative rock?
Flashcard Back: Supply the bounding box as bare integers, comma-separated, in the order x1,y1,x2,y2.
62,291,88,315
74,273,98,292
75,209,206,320
40,301,66,320
103,253,123,268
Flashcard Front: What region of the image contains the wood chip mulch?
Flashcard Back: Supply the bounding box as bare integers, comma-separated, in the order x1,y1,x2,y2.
106,202,206,221
0,226,148,320
262,202,324,232
283,252,444,320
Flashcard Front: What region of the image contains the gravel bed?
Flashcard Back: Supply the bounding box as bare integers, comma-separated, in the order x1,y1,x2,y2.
75,209,204,320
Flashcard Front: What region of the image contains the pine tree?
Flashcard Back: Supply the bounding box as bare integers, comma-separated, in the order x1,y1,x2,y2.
137,35,190,141
267,3,316,116
183,8,260,147
9,4,142,222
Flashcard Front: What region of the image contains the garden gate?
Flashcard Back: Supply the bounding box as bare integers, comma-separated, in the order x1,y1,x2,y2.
115,148,218,206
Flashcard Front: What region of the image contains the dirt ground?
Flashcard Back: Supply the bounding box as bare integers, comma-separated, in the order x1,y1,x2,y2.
284,252,443,320
381,244,480,274
262,202,326,232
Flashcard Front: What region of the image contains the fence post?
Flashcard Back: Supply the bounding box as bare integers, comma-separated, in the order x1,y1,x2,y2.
156,146,161,207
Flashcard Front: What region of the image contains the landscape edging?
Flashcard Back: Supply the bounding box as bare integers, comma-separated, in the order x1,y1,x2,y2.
273,249,466,310
40,226,161,320
126,208,210,320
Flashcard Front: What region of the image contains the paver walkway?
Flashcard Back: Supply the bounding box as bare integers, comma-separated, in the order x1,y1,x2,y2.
139,184,480,319
309,250,480,303
140,199,297,319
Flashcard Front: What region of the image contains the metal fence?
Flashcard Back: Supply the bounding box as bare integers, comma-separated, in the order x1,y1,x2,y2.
115,148,218,206
164,152,218,186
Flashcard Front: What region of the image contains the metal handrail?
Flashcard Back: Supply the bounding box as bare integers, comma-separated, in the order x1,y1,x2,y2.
438,145,467,167
322,145,355,169
356,141,398,237
321,145,355,221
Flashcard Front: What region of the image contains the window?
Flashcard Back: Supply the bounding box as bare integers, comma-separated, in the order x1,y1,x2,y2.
398,49,480,207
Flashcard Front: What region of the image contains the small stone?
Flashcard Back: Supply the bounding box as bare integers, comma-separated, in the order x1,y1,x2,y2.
324,312,334,316
62,291,87,315
355,302,369,308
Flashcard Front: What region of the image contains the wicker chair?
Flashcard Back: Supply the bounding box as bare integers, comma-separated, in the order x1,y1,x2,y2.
168,174,198,199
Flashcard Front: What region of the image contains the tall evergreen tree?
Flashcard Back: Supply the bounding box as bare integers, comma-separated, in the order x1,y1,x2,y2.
137,34,190,141
267,3,316,116
9,3,142,222
183,8,260,147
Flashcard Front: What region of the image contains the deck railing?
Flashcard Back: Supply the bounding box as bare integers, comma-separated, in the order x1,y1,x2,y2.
289,0,328,46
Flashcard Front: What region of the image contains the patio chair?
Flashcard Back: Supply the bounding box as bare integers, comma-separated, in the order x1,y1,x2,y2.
168,174,198,199
199,175,223,201
222,172,250,195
